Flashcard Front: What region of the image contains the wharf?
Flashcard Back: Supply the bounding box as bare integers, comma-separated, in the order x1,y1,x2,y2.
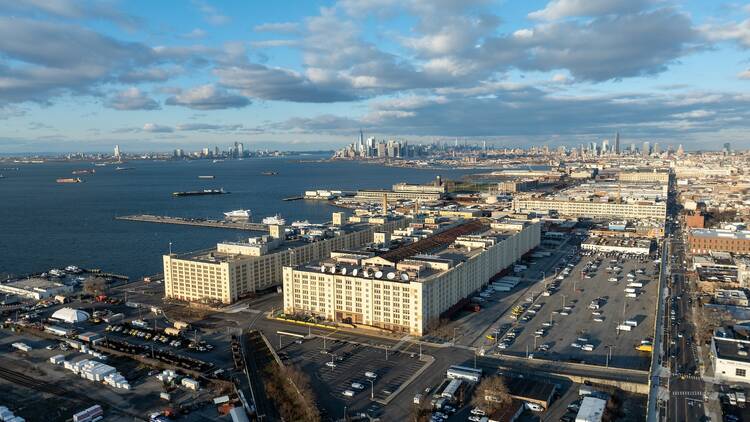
116,214,269,231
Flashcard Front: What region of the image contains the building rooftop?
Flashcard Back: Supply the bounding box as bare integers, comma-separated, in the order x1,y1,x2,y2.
714,336,750,363
691,228,750,240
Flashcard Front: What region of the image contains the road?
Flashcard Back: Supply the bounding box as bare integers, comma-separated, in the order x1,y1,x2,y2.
666,214,707,422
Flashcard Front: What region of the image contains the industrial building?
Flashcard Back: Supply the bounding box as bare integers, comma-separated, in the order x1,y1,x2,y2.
163,213,405,304
0,278,73,300
355,179,446,203
513,198,667,221
282,219,541,335
688,228,750,254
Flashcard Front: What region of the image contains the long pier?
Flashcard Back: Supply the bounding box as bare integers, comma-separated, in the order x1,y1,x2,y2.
115,214,269,231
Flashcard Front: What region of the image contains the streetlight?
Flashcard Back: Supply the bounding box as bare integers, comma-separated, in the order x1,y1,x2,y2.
368,379,374,399
561,294,567,310
605,345,615,368
452,327,459,345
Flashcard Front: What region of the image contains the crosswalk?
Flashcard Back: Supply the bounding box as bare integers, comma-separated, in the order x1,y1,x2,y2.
672,390,704,396
671,374,702,381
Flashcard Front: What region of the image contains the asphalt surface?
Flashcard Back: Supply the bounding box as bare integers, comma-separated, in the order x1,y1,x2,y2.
666,215,707,422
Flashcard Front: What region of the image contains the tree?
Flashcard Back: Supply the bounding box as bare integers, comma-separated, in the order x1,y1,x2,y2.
83,276,107,296
472,375,512,414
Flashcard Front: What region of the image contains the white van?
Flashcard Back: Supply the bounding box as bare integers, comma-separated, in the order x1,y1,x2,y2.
351,382,365,390
342,390,355,397
365,371,377,379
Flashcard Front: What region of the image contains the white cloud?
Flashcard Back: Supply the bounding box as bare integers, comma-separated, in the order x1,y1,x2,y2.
105,88,159,110
165,84,250,110
143,123,173,133
529,0,654,21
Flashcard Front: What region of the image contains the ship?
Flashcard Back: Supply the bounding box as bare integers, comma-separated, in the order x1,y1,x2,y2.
224,209,252,219
57,178,83,183
172,188,228,197
262,214,286,225
115,166,134,171
291,220,310,227
261,171,278,176
72,169,95,175
198,175,215,179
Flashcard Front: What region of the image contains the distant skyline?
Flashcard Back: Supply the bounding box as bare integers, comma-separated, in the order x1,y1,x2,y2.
2,0,750,152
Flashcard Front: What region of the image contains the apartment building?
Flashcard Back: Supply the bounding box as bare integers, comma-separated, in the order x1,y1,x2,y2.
282,219,541,335
619,170,670,183
163,213,405,304
688,229,750,254
712,336,750,384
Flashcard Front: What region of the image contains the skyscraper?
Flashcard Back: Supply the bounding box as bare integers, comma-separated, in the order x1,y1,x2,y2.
642,141,650,158
653,143,660,155
113,144,121,160
614,132,620,155
724,142,731,154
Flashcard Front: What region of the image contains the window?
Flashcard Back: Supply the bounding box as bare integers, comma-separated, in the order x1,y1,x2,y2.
737,368,746,377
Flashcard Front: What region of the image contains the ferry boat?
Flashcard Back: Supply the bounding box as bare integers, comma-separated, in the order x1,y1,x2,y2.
262,214,286,225
261,171,278,176
198,175,215,179
72,169,95,175
115,166,134,171
172,188,228,197
224,209,252,219
57,177,83,183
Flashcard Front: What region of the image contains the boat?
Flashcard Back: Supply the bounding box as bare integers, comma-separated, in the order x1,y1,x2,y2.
115,166,134,171
262,214,286,225
291,220,310,227
172,188,228,197
57,178,83,183
224,209,252,219
198,175,215,179
94,163,107,167
261,171,278,176
72,169,95,175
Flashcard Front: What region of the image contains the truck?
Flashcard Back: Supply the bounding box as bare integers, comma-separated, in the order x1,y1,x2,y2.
635,344,653,353
617,324,633,332
627,282,644,288
624,320,639,327
624,288,637,293
164,327,182,336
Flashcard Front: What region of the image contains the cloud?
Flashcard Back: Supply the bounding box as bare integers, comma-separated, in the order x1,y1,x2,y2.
165,84,250,109
142,123,173,133
703,18,750,48
253,22,300,33
267,85,750,143
105,88,160,110
0,17,202,105
528,0,654,20
181,28,207,39
175,123,243,131
192,0,229,25
739,69,750,80
0,0,142,29
215,63,360,102
250,39,299,48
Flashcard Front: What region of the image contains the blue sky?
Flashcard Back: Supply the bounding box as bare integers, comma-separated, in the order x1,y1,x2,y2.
1,0,750,152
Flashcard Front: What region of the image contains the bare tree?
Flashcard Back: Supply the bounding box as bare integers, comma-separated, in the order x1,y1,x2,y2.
471,375,512,414
83,276,107,296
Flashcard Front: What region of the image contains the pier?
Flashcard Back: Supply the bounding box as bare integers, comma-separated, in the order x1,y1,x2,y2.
115,214,269,231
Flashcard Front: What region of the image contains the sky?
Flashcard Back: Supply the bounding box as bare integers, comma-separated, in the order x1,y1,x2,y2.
1,0,750,153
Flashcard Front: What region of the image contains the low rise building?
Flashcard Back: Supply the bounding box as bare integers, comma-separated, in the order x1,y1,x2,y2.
581,236,652,255
0,278,73,300
513,198,666,221
163,213,405,304
282,219,541,335
712,335,750,384
715,289,749,307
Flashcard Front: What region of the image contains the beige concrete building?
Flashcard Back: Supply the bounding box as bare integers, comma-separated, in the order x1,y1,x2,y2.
513,198,667,221
619,170,670,183
163,214,405,304
282,219,541,335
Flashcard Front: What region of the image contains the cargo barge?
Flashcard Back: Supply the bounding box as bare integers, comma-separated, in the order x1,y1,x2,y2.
57,177,83,183
172,188,228,197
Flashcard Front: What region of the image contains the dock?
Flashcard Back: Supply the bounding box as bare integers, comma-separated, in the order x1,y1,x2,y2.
115,214,269,231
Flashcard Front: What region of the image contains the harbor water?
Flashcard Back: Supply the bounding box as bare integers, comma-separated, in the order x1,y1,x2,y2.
0,157,475,279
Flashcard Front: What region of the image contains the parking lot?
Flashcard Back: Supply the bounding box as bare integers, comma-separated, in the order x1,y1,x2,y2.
277,335,428,419
492,248,660,370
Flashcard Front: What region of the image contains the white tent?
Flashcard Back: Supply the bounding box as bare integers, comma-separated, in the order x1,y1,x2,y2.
51,307,90,323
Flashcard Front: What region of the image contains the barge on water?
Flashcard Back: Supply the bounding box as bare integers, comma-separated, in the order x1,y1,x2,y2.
172,188,228,197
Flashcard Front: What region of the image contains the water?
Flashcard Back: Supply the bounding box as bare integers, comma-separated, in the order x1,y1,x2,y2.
0,157,474,279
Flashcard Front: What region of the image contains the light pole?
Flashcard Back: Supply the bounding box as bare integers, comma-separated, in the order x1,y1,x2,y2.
605,345,615,368
330,354,336,371
168,242,172,255
561,294,567,310
452,327,458,345
368,379,374,399
419,342,422,359
385,345,389,361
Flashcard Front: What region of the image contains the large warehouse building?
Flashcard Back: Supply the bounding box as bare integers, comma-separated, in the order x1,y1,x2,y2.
163,213,405,304
513,198,667,221
282,219,541,335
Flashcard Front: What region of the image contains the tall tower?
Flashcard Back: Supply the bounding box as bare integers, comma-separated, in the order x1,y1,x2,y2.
357,129,364,155
614,132,620,155
114,145,121,160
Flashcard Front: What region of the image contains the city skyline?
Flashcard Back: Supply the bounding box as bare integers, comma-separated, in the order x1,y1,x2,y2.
2,1,750,153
